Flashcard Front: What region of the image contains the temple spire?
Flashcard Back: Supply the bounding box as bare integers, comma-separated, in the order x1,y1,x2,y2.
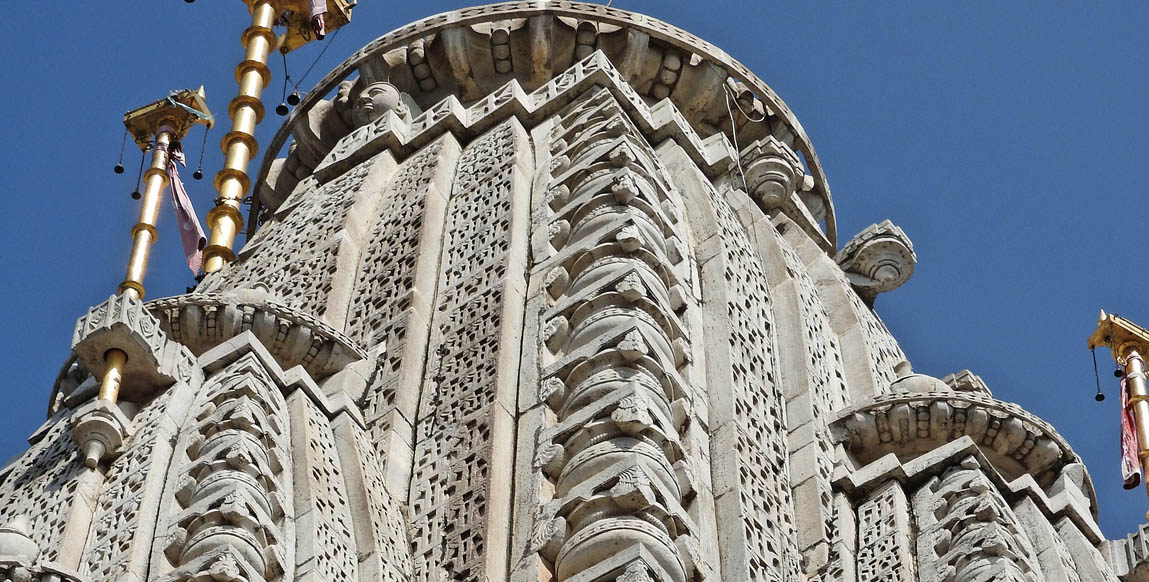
201,0,355,274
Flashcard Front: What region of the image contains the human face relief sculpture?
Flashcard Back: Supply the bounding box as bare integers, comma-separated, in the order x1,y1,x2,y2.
352,81,408,127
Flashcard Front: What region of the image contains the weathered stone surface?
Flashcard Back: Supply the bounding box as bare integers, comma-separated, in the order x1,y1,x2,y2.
0,3,1132,582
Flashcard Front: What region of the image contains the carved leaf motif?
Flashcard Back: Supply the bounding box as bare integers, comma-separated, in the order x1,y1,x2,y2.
612,396,653,434
207,553,242,582
610,468,656,510
615,272,646,302
615,225,643,253
618,330,648,361
545,266,570,299
617,561,655,582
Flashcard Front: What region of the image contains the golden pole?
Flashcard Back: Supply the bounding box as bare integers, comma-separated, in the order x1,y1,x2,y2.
203,0,278,273
1120,347,1149,518
119,129,174,300
97,349,128,402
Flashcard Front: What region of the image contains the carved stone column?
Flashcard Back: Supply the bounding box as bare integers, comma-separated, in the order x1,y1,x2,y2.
528,91,700,582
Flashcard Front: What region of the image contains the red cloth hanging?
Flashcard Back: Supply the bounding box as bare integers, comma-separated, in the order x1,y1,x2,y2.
156,131,207,274
310,0,328,39
1122,375,1143,489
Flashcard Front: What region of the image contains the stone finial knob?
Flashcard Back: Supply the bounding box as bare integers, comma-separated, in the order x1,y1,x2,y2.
0,515,40,562
71,399,133,468
836,220,916,305
740,137,804,210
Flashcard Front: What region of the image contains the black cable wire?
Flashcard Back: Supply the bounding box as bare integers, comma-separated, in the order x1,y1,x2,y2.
281,50,291,101
131,145,148,199
1093,348,1106,401
114,125,128,173
291,26,343,93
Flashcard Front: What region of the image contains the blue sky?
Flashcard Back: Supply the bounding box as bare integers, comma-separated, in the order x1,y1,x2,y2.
1,2,1146,538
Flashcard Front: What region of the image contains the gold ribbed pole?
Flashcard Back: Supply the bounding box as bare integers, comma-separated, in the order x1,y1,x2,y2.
97,349,128,403
119,129,173,300
204,0,277,273
1120,348,1149,519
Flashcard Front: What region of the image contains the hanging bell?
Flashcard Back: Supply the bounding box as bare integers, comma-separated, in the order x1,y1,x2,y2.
1116,369,1125,378
193,168,204,181
276,102,290,116
131,190,142,200
1095,391,1106,402
113,163,125,174
287,91,301,106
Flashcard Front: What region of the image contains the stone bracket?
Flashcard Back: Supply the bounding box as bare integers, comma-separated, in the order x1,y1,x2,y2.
72,294,198,401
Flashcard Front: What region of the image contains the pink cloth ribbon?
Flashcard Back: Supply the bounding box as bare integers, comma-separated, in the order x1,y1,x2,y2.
155,131,207,274
1121,375,1143,489
310,0,328,39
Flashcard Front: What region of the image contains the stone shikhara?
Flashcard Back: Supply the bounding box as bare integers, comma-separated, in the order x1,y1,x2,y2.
0,3,1138,582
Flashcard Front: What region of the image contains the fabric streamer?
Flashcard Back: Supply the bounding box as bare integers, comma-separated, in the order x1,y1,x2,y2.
156,127,208,274
1121,376,1143,489
310,0,328,39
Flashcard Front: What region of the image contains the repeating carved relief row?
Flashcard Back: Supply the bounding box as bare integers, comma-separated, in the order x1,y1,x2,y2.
0,414,85,565
406,120,530,582
774,228,847,571
912,457,1043,582
525,88,704,582
81,387,186,581
159,352,293,582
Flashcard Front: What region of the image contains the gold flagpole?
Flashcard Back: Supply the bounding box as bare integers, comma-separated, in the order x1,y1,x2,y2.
99,89,213,405
202,0,354,274
1089,311,1149,519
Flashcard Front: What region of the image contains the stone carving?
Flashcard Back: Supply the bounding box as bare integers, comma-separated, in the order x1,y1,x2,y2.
913,457,1042,582
856,481,914,582
524,90,704,582
82,385,187,581
252,2,839,248
702,137,802,579
944,369,993,396
70,399,132,468
0,5,1135,582
405,120,530,582
834,390,1076,487
836,220,916,304
352,82,411,127
71,294,196,400
146,291,367,382
161,352,291,582
0,414,85,566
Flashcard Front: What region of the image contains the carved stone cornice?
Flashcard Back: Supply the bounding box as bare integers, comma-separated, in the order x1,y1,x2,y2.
831,391,1083,491
145,291,367,382
253,1,837,248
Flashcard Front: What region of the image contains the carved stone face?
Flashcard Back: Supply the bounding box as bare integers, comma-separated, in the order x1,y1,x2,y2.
352,82,406,127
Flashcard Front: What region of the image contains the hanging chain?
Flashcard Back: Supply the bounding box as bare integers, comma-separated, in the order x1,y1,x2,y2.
1093,348,1106,401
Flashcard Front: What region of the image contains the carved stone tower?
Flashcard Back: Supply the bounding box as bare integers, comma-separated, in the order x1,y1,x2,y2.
1,3,1145,582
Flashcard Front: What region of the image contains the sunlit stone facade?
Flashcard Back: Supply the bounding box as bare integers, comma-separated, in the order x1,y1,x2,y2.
1,3,1144,581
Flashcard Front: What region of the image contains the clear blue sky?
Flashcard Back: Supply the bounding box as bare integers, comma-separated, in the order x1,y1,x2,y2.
1,2,1146,539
